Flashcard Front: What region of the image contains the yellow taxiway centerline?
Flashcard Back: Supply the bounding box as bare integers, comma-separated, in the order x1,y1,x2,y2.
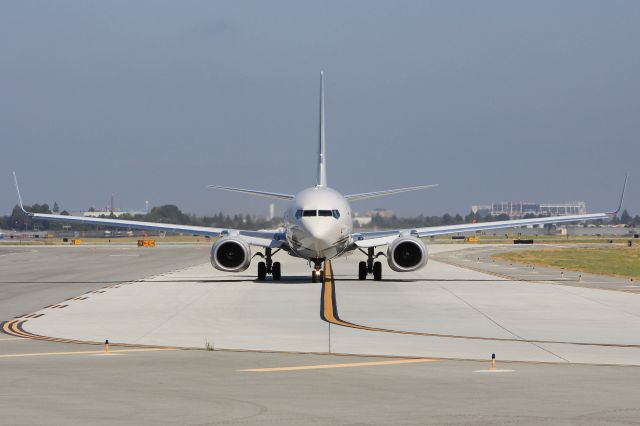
239,358,438,372
0,348,174,359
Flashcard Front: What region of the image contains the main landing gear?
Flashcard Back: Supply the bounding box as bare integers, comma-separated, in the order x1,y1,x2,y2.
311,258,324,283
257,248,281,281
358,247,384,281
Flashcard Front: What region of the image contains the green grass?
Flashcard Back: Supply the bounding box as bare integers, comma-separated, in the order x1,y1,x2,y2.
494,246,640,279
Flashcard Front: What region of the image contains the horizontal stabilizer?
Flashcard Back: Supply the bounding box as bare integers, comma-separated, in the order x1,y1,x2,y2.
208,186,294,200
345,184,438,201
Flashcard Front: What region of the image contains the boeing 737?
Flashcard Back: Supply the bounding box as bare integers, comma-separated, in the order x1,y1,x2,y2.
12,73,627,282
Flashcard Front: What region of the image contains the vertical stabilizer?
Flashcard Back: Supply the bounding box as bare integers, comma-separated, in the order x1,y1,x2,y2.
317,71,327,187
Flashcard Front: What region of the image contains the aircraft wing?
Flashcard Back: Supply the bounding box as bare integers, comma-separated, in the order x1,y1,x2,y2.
12,173,286,249
353,174,628,247
352,212,610,247
23,212,286,248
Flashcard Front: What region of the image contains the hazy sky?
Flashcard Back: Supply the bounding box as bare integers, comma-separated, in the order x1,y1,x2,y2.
1,1,638,217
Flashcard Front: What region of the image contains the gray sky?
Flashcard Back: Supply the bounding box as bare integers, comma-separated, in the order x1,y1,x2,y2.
1,1,638,217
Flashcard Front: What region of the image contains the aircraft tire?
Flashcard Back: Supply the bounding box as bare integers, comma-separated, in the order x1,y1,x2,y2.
257,262,267,281
373,261,382,281
272,262,281,281
358,261,367,280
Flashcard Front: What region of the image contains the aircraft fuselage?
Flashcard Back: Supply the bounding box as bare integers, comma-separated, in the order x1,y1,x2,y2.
283,186,353,260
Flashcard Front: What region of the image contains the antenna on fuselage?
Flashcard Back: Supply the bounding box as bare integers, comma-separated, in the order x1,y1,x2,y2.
317,71,327,187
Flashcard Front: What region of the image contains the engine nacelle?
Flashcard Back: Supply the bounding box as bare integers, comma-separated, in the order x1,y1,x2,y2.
210,237,251,272
386,237,428,272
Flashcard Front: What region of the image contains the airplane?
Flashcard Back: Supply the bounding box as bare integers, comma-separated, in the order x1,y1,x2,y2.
12,72,628,283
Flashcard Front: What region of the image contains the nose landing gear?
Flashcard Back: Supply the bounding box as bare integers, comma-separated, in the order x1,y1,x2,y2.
311,258,325,283
256,248,281,281
358,247,384,281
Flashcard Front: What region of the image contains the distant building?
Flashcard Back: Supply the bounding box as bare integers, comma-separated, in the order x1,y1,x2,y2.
81,210,145,218
353,209,395,227
366,208,395,218
353,213,372,226
471,201,587,219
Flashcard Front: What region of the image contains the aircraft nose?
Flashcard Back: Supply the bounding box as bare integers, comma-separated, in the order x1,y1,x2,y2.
303,220,335,248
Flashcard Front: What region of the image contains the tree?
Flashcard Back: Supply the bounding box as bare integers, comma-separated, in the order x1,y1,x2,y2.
53,202,60,213
464,211,476,223
146,205,190,224
495,214,510,222
620,209,632,225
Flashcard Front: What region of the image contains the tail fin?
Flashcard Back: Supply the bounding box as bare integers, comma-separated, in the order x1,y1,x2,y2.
317,71,327,187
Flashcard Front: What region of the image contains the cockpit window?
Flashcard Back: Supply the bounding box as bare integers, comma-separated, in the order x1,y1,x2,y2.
299,209,340,218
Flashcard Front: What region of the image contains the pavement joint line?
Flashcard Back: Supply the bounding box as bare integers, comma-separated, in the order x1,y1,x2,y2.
2,319,640,367
433,282,570,363
1,320,180,350
0,348,174,359
320,261,640,350
239,358,439,372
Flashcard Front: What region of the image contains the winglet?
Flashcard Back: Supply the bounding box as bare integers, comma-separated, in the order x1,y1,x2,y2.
610,172,629,217
12,172,31,215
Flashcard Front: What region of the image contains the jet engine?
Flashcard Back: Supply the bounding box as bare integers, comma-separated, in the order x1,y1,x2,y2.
386,237,428,272
210,237,251,272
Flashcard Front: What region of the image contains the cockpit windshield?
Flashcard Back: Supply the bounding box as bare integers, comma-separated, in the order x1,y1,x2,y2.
296,209,341,219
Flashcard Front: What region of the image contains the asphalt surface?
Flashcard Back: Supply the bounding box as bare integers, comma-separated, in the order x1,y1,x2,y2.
2,244,640,425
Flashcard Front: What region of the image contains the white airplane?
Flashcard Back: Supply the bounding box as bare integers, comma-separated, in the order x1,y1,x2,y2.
12,73,627,282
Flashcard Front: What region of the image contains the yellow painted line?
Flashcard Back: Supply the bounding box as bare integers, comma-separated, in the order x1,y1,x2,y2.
320,261,640,349
0,348,174,359
239,358,438,372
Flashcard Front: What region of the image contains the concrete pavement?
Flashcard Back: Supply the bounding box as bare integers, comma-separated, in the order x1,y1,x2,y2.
2,243,640,425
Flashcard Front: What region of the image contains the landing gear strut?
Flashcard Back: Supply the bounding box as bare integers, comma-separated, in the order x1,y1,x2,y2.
311,258,324,283
257,248,281,281
358,247,384,281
